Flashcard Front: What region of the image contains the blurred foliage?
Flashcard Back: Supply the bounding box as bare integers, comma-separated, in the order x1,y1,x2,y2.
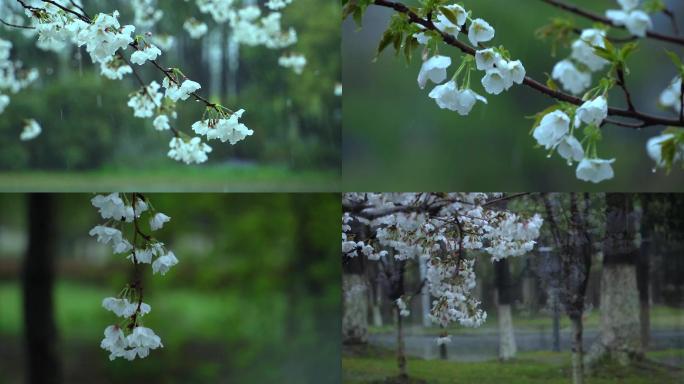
0,0,340,174
0,193,341,383
342,0,684,191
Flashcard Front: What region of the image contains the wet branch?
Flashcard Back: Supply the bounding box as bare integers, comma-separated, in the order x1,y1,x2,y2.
372,0,684,129
540,0,684,46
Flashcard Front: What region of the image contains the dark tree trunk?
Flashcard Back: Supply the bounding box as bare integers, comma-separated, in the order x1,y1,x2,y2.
22,194,60,384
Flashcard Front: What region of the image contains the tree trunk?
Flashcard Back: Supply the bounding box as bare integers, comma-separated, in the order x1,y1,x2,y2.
495,258,517,360
22,194,60,384
570,316,584,384
371,279,383,327
637,194,652,350
342,273,369,345
396,309,407,379
586,194,642,367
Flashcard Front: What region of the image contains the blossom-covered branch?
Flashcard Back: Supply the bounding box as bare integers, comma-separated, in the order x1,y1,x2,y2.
2,0,306,164
342,193,543,341
89,193,176,361
345,0,684,184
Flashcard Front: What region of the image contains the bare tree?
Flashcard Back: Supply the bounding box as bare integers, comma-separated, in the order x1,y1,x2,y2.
540,193,593,384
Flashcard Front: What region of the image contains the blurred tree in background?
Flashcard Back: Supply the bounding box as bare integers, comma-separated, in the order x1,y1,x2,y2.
0,193,341,383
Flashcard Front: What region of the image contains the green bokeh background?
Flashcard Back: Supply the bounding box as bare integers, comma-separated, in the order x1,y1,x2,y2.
343,0,684,191
0,0,340,191
0,193,341,383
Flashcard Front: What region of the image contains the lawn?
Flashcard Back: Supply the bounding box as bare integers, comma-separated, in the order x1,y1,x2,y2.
0,164,340,192
343,348,684,384
0,280,336,383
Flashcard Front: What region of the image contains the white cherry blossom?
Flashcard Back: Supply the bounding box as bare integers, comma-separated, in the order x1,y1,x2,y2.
575,96,608,127
418,55,451,89
533,110,570,150
552,60,591,95
468,18,495,46
150,212,171,231
429,81,487,115
20,119,41,141
576,158,615,183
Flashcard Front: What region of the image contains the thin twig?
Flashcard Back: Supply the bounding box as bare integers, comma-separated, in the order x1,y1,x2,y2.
616,69,636,112
0,18,35,29
541,0,684,46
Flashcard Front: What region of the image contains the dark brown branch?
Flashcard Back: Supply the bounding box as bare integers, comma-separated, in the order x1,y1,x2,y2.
541,0,684,46
372,0,684,129
663,9,680,36
616,68,636,112
0,18,35,29
40,0,89,22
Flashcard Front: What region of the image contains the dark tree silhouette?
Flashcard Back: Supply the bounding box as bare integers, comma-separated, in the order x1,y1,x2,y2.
22,194,61,384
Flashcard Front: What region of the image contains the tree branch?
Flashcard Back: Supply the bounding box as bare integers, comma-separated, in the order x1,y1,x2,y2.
372,0,684,129
0,18,35,29
541,0,684,46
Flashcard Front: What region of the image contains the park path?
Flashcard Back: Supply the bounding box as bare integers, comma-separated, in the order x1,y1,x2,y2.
369,328,684,362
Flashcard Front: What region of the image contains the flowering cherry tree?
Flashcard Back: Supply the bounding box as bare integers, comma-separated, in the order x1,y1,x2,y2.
343,0,684,183
0,0,305,164
342,193,543,379
88,193,177,361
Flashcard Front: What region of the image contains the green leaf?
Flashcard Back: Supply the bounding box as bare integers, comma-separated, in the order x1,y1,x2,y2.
376,30,395,57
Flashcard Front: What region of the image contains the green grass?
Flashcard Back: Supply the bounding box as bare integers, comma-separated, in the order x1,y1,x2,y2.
0,164,340,192
343,350,684,384
370,306,684,336
0,280,287,346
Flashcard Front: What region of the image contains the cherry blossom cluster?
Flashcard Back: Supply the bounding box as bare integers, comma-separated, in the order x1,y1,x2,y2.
342,193,542,342
349,0,684,183
532,96,614,184
415,4,526,116
0,37,39,137
5,0,252,164
605,0,652,37
182,0,305,74
537,0,674,183
88,193,177,361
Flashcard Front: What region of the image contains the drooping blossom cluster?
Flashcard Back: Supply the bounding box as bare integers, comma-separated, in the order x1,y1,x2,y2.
552,29,608,96
605,0,652,37
89,193,177,361
414,4,526,116
532,96,614,184
538,1,663,183
5,0,253,164
342,193,543,343
184,0,303,67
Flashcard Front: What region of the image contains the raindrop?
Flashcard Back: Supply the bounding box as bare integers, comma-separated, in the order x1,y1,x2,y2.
652,167,657,174
546,154,552,159
567,161,572,167
97,95,102,108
